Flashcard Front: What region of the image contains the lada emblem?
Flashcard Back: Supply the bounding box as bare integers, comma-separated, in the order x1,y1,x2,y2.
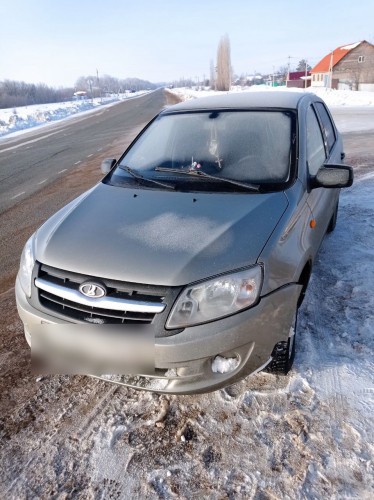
79,282,106,298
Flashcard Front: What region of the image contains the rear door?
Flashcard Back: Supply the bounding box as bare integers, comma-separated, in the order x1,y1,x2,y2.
314,101,342,165
305,103,339,250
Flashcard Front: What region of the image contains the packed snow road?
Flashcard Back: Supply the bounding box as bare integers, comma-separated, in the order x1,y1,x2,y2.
0,107,373,498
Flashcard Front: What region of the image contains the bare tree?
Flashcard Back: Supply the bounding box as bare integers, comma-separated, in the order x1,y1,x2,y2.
75,76,90,92
0,79,73,108
348,65,368,91
75,74,156,96
216,34,231,91
277,65,288,84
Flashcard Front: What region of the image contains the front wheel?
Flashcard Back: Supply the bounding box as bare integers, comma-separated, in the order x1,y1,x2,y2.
265,311,297,375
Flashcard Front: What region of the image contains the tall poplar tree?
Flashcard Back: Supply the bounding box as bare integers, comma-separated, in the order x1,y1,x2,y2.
216,34,231,91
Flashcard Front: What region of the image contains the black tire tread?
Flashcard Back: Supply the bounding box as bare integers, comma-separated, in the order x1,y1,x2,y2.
265,341,291,375
265,313,297,375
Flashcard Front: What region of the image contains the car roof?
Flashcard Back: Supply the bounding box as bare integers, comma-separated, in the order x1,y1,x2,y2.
163,91,313,113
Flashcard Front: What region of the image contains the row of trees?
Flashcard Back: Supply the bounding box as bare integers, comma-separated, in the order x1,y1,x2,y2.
0,80,74,109
74,74,156,97
0,74,158,109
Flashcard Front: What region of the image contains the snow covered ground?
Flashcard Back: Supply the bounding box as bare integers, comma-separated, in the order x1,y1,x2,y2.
0,91,149,138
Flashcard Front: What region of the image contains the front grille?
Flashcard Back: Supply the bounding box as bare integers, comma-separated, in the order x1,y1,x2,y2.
35,264,169,325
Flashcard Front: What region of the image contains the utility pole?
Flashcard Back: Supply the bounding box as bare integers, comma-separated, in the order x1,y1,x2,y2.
96,68,102,103
328,51,334,88
305,59,308,89
87,78,93,103
287,55,291,82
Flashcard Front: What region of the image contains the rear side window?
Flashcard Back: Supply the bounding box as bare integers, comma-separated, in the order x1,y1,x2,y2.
315,102,336,153
306,107,326,175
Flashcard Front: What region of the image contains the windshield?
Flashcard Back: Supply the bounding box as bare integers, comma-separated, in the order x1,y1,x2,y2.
108,110,296,192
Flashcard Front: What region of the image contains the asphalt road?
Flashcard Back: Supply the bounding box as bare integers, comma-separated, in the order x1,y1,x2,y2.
330,106,374,133
0,90,168,214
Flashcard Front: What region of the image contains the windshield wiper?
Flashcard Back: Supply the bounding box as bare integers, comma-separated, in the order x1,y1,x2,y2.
120,165,175,190
154,167,260,192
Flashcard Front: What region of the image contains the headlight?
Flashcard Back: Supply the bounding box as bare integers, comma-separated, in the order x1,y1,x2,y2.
18,234,36,298
166,266,263,329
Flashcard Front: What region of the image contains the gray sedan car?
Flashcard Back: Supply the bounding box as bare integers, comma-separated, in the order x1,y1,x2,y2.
16,92,353,394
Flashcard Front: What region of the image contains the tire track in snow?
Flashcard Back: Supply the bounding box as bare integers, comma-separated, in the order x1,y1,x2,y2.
3,378,119,497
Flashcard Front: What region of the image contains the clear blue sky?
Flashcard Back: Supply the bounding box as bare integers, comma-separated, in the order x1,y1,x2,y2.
1,0,373,87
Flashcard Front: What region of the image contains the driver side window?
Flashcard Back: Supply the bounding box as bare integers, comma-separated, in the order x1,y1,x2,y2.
307,107,326,175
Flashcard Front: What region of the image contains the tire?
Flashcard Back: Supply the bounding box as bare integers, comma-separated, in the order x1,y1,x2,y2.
265,311,297,375
327,200,339,233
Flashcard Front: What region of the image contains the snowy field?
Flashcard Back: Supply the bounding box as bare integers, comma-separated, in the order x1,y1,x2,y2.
0,91,149,138
0,87,373,497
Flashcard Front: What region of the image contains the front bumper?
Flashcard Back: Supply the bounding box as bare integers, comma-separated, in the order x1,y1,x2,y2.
16,277,301,394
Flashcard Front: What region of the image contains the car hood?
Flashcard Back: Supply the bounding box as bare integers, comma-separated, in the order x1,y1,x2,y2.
35,183,288,286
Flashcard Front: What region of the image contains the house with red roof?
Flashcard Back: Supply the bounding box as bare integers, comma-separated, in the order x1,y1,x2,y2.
311,40,374,91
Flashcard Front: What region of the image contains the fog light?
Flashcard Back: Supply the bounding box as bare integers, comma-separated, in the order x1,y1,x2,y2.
211,355,240,374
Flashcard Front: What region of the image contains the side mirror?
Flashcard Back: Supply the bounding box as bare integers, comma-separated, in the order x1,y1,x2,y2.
311,164,354,189
101,158,116,174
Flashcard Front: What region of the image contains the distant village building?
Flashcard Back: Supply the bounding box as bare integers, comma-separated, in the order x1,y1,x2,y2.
311,40,374,91
234,74,264,86
73,91,87,100
245,74,264,85
286,71,311,89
